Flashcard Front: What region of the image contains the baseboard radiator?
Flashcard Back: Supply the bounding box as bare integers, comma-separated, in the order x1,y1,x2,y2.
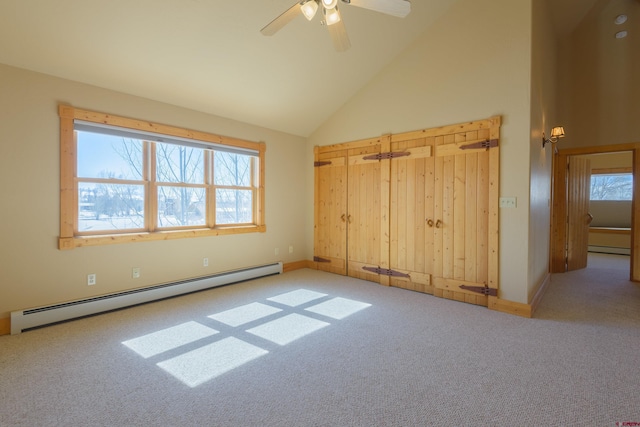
11,262,282,335
588,245,631,255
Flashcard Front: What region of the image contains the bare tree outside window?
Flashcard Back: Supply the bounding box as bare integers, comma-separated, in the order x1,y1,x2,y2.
76,130,257,233
590,174,633,201
155,142,206,227
77,134,145,232
214,152,254,224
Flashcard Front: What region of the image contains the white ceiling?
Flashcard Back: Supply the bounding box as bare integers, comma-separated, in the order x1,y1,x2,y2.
0,0,596,137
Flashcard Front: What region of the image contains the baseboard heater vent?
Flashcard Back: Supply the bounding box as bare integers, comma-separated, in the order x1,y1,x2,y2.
11,262,282,334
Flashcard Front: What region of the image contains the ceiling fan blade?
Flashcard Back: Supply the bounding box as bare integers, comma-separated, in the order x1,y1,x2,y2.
261,2,303,36
341,0,411,18
327,16,351,52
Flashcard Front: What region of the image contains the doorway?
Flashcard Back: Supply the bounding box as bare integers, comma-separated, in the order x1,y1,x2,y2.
551,144,640,281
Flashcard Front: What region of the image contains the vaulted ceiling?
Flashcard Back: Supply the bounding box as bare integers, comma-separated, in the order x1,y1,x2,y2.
0,0,596,137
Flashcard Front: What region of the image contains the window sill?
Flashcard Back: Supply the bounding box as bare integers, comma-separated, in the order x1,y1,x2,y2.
59,225,266,250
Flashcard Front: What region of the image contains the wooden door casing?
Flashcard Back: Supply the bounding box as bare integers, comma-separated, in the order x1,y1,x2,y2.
552,144,640,281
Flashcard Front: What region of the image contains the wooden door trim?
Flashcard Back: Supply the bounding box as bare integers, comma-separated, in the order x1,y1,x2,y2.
632,150,640,281
551,144,640,281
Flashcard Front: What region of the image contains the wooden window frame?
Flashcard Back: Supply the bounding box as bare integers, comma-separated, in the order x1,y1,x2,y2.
58,105,266,250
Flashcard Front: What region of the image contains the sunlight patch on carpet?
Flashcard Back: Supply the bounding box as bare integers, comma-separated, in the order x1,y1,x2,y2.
247,313,330,345
208,302,282,327
267,289,327,307
122,289,371,386
122,321,218,358
305,297,372,320
157,337,268,387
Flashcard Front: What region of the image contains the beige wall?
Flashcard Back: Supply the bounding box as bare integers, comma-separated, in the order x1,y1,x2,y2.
0,64,309,320
559,0,640,149
586,151,633,170
307,0,535,304
527,0,557,300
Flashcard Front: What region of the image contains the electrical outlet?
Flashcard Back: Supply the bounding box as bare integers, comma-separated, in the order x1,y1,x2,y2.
132,268,140,279
203,258,209,267
87,274,96,286
275,248,279,256
289,245,294,254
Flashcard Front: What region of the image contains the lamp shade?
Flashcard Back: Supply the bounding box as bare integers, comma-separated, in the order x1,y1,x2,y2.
322,0,338,9
301,0,318,20
551,126,565,139
324,7,341,25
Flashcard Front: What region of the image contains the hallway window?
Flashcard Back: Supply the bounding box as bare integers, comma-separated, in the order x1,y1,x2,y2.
590,173,632,201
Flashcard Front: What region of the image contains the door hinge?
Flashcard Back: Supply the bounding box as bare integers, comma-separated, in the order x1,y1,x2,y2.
459,284,498,296
460,139,499,151
313,256,331,263
362,151,411,161
362,266,411,278
314,161,332,167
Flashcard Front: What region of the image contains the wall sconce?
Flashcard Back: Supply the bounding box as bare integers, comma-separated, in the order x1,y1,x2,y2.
542,126,565,148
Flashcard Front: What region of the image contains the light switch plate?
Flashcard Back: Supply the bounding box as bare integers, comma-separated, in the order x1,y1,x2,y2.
499,197,517,208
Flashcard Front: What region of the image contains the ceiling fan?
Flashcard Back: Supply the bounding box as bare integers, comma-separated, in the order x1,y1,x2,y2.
261,0,411,52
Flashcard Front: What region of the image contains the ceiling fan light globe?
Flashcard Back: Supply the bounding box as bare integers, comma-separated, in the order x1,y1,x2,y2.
301,0,319,20
324,7,341,25
322,0,338,10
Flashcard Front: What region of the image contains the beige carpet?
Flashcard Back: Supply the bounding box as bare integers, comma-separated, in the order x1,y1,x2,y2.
1,254,639,426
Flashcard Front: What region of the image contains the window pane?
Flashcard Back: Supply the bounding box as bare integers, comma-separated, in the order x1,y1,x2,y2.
158,186,206,227
216,189,253,224
214,152,252,186
77,132,143,180
156,143,204,184
590,174,633,201
78,183,145,231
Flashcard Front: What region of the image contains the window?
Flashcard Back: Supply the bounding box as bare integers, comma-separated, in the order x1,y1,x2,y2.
59,105,265,249
590,173,633,201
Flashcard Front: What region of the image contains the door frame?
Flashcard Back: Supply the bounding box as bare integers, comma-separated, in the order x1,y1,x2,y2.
551,143,640,280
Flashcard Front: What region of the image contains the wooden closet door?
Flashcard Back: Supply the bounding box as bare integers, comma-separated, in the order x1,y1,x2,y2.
347,144,384,283
432,127,499,306
314,149,348,275
389,137,435,293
